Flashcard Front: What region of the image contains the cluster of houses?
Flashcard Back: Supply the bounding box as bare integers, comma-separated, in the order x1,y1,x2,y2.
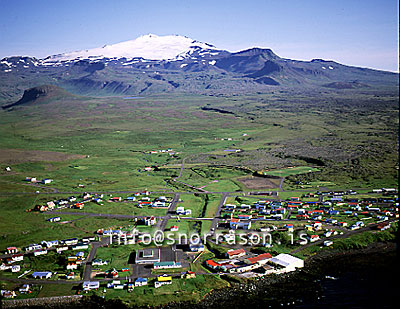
220,195,398,233
222,200,288,222
106,277,148,291
32,193,99,212
32,192,173,213
110,194,171,209
0,283,32,298
214,194,398,250
1,236,94,281
82,271,194,293
148,148,176,155
206,249,303,275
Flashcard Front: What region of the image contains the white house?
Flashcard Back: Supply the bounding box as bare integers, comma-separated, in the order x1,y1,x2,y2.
135,277,148,286
67,263,78,270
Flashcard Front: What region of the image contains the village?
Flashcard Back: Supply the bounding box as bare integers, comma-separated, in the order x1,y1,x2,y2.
0,181,398,300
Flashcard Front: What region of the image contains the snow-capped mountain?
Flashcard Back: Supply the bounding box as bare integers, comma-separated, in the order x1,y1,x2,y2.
0,34,397,104
45,34,218,62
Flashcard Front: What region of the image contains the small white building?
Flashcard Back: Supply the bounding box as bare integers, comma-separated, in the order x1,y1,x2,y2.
83,281,100,291
324,240,333,247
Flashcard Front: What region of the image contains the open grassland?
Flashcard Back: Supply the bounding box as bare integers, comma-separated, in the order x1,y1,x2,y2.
0,92,398,195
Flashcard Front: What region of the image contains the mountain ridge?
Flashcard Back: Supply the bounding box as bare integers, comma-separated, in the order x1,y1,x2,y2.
0,34,398,103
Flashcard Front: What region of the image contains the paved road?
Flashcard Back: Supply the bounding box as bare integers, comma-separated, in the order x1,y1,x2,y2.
177,158,186,179
285,208,292,219
279,176,286,191
82,237,110,281
209,192,229,235
170,157,211,192
157,193,180,232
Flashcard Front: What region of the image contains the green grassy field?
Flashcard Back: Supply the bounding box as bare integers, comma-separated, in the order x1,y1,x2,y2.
0,92,397,197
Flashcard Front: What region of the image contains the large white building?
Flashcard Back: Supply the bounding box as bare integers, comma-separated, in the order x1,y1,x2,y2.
269,254,304,272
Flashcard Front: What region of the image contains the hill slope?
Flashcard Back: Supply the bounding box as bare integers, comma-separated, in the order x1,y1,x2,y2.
2,85,76,109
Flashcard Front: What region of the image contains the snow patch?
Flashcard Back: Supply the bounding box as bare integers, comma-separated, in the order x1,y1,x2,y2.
180,63,188,68
321,66,326,69
208,60,216,65
328,66,334,70
1,61,12,67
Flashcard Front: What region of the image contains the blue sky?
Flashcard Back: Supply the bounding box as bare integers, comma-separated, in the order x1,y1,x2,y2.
0,0,398,71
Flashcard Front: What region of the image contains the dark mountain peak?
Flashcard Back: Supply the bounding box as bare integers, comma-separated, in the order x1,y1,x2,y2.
1,56,38,62
311,58,336,63
233,48,279,59
2,85,72,109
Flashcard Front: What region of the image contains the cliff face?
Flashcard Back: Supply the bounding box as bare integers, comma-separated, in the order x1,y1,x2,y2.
2,85,71,109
